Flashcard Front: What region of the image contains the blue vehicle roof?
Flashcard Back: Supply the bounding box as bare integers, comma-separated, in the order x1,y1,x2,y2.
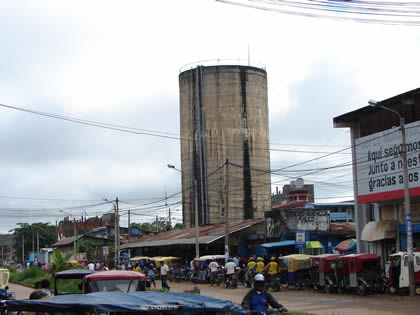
54,268,96,279
5,291,246,314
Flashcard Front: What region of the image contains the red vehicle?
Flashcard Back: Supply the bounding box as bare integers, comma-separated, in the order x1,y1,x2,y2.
336,254,386,296
310,254,342,293
83,270,146,293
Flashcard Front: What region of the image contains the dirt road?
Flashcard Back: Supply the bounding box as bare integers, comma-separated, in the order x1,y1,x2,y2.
8,282,34,300
7,281,419,315
165,281,420,315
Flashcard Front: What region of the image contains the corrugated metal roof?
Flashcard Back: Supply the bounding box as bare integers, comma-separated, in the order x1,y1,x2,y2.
121,218,264,249
52,236,76,247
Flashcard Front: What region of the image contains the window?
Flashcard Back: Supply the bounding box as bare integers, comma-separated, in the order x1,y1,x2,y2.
416,256,420,266
404,256,408,267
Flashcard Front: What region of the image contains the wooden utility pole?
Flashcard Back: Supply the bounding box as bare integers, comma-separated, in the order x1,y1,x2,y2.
36,229,40,264
194,179,199,258
224,159,230,262
115,197,120,260
128,210,131,241
32,228,34,262
73,219,77,253
22,234,24,265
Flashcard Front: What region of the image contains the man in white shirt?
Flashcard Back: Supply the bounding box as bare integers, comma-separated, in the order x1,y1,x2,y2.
88,262,95,271
208,260,219,285
160,263,170,291
225,258,236,275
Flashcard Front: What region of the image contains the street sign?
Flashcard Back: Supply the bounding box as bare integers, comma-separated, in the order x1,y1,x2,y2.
295,231,306,249
103,246,109,256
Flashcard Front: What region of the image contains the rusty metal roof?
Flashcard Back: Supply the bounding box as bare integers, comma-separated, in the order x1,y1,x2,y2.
121,218,264,249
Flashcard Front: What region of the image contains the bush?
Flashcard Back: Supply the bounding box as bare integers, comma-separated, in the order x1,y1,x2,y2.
22,266,46,279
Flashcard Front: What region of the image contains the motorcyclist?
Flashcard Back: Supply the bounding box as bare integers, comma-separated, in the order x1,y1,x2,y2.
241,274,288,315
245,257,256,286
255,257,265,274
264,257,278,275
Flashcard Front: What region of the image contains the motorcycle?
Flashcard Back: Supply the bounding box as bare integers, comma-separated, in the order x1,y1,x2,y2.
223,272,238,289
245,270,255,288
264,273,281,292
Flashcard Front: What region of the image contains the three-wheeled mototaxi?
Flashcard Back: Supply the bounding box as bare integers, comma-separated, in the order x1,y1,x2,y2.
280,254,312,289
0,269,13,300
310,254,342,293
388,251,420,294
0,291,246,315
335,254,386,296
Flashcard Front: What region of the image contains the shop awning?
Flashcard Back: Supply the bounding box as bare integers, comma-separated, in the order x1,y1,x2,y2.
306,241,323,249
262,240,295,248
361,220,396,242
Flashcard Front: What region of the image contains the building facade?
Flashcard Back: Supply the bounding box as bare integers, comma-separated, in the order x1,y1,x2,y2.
334,87,420,269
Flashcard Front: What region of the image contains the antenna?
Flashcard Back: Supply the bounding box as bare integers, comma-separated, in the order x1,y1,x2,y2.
248,43,250,66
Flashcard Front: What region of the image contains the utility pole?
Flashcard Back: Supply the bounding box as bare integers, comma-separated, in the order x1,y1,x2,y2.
32,228,34,262
156,215,159,232
168,208,172,230
194,179,200,258
115,197,120,261
128,210,131,241
36,229,39,265
73,219,77,253
224,159,230,261
22,234,24,265
1,237,4,262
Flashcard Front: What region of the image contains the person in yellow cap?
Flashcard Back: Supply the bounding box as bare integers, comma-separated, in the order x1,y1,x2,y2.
255,257,265,274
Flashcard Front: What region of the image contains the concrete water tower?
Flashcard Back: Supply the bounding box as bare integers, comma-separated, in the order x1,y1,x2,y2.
178,61,271,227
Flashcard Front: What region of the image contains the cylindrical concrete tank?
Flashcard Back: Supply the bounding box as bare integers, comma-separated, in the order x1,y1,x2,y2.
179,64,271,227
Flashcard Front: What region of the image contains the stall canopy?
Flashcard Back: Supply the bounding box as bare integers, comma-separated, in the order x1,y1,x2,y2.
262,240,295,248
306,241,323,249
335,239,357,252
361,220,396,242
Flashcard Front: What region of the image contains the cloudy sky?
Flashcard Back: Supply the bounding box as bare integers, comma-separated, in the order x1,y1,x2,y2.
0,0,419,233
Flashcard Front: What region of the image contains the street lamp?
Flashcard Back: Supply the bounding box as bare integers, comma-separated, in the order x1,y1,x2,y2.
369,99,415,297
168,163,200,258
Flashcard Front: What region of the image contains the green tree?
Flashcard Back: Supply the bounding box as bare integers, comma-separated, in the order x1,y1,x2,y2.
50,250,73,273
10,222,57,262
173,223,183,229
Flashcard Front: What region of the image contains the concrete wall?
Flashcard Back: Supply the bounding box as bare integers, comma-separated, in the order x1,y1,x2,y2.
179,65,271,226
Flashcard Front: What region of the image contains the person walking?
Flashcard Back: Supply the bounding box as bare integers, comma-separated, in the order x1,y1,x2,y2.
198,260,207,283
160,262,170,291
208,259,219,285
147,263,157,288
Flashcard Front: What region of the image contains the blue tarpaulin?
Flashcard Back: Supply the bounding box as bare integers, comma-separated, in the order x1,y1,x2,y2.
5,291,246,314
261,240,295,248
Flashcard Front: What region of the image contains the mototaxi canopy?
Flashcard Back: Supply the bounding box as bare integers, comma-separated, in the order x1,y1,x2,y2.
4,291,246,314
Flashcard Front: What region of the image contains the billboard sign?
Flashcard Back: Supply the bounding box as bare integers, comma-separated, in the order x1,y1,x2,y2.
355,120,420,203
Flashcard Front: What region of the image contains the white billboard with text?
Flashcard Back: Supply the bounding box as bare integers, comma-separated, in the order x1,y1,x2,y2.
355,120,420,203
